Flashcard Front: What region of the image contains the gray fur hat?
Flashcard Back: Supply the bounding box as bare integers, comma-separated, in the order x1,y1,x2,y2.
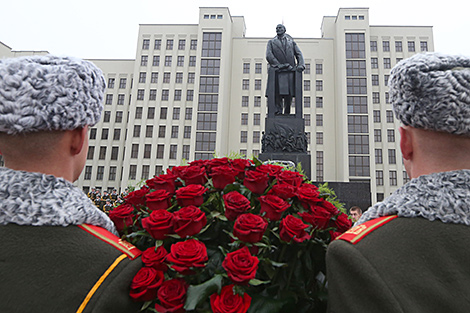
389,52,470,135
0,54,105,134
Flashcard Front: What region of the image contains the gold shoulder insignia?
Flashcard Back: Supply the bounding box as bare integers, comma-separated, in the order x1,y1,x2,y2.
335,215,398,245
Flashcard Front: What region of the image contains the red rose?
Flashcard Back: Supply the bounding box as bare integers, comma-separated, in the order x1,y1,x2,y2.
142,246,169,271
299,206,332,230
125,187,149,207
223,191,251,221
108,204,135,233
211,165,238,190
145,189,172,211
230,158,253,179
279,215,311,243
330,230,342,240
276,170,303,189
154,278,189,313
189,159,209,168
146,173,176,194
142,209,174,240
207,157,231,173
233,213,268,243
222,246,259,285
255,164,284,178
167,166,187,180
129,267,165,302
210,284,251,313
332,213,352,233
244,170,269,194
173,205,207,238
259,195,290,221
166,239,208,275
267,183,297,200
180,166,208,185
175,184,207,207
313,199,339,215
296,184,320,209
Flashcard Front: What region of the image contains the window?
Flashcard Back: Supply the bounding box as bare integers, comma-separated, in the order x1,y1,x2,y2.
177,56,184,67
202,32,222,58
164,56,172,67
375,149,383,164
370,41,377,52
374,129,382,142
316,151,324,181
99,146,107,160
240,131,248,143
105,94,113,105
316,63,323,75
346,60,366,76
190,39,197,50
146,125,153,138
199,77,219,93
189,56,196,67
304,114,311,126
316,114,323,127
184,126,191,138
383,41,390,52
136,89,144,101
154,39,162,50
174,90,182,101
408,41,415,52
133,125,141,137
312,132,321,145
373,110,381,123
348,115,368,133
117,94,125,105
396,57,403,63
158,126,166,138
129,165,137,180
142,165,150,180
253,131,260,143
377,193,385,201
139,72,146,83
169,145,177,159
347,96,367,114
304,96,311,108
243,63,250,74
241,113,248,125
111,147,119,160
96,166,104,181
153,56,160,66
390,170,397,186
151,72,158,83
171,126,179,138
255,79,262,90
376,170,384,186
175,72,183,83
156,145,164,159
385,92,390,104
144,144,151,159
182,145,190,160
101,129,109,140
348,135,369,154
372,75,379,86
371,58,378,69
198,94,218,111
131,144,139,158
163,72,171,83
420,41,428,52
254,96,261,107
149,89,157,100
316,97,324,108
148,107,155,119
242,96,249,107
384,75,390,86
346,33,366,58
304,80,311,91
404,171,411,184
108,78,115,89
373,92,380,104
388,149,396,164
395,41,402,52
386,110,394,123
349,156,370,177
387,129,395,142
242,79,249,90
178,39,186,50
253,114,260,125
87,146,94,160
113,129,121,140
89,128,97,140
172,107,180,120
141,55,148,66
166,39,173,50
187,90,194,101
161,90,169,101
109,166,117,181
187,73,195,84
103,111,111,123
384,58,391,69
135,107,143,119
255,63,262,74
84,166,92,180
119,78,127,89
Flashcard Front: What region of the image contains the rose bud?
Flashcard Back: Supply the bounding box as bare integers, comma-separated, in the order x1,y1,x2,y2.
124,187,149,207
279,215,311,243
233,213,268,243
296,184,320,210
108,204,135,233
276,170,304,190
223,191,251,221
206,157,231,174
255,164,284,179
222,246,259,285
210,284,251,313
142,246,169,272
211,165,238,190
142,209,174,240
331,212,352,233
154,278,189,313
267,183,297,200
166,239,208,275
259,194,290,221
145,189,172,211
175,184,207,207
129,267,165,302
173,205,207,238
180,165,208,186
230,158,253,179
244,170,270,194
299,206,332,230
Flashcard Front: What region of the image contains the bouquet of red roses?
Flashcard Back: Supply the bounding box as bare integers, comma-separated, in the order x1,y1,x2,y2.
108,157,351,313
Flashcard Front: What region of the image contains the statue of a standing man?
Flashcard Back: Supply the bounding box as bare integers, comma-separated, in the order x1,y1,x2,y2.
266,24,305,115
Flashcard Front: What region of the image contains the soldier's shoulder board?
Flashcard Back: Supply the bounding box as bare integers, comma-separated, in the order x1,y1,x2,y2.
78,224,142,260
336,215,398,245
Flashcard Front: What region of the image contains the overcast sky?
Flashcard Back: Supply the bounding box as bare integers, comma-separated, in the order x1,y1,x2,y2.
1,0,469,59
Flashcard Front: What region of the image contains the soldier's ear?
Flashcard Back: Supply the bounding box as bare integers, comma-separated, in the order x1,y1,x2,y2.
399,126,413,160
69,126,88,156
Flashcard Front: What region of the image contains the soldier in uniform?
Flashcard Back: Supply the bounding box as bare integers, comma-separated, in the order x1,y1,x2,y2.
0,55,142,312
327,53,470,312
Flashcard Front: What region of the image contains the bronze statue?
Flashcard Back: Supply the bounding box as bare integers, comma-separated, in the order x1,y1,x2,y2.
266,24,305,115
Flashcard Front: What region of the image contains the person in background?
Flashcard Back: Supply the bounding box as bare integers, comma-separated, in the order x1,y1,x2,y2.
349,206,362,223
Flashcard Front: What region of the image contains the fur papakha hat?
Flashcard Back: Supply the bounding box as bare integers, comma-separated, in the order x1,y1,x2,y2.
389,52,470,135
0,54,105,134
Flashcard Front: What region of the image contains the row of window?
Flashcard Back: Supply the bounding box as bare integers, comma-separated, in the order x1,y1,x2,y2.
303,114,323,127
241,79,323,91
140,55,197,67
373,110,394,123
370,40,428,53
96,107,193,127
138,72,196,84
376,170,410,186
142,38,197,51
242,63,323,75
374,148,398,164
136,89,195,101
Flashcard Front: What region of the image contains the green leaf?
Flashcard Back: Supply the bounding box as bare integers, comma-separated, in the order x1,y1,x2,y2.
249,278,271,286
184,275,223,311
140,301,153,312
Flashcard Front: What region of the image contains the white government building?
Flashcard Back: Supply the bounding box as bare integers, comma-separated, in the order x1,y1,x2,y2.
0,7,434,204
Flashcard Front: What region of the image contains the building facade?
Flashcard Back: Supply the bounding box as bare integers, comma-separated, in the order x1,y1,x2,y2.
0,7,434,204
